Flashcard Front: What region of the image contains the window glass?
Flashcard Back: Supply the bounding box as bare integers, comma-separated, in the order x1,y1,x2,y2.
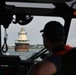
1,16,64,60
66,18,76,47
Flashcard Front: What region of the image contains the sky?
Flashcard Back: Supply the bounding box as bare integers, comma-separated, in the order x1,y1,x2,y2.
1,16,64,46
66,19,76,47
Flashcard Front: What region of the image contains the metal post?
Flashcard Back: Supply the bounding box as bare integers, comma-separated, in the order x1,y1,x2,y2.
0,25,2,55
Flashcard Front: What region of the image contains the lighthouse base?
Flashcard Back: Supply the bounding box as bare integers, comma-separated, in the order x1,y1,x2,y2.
15,43,29,52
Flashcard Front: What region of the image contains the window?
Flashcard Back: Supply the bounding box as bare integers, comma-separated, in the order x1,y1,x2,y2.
66,18,76,47
1,16,65,60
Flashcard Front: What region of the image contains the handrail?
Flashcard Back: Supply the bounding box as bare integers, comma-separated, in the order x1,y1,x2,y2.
26,48,48,61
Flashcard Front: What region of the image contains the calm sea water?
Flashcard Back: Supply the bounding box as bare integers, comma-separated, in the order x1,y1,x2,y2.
3,49,42,60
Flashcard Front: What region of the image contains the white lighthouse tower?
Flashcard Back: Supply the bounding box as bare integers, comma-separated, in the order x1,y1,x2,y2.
15,27,29,52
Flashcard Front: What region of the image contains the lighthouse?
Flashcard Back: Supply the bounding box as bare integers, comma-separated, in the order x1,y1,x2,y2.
15,27,29,52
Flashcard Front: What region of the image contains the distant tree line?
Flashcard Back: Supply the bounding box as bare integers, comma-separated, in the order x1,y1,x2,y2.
29,44,44,49
8,44,44,49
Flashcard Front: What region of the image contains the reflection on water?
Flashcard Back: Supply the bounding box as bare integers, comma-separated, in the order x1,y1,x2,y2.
3,49,41,60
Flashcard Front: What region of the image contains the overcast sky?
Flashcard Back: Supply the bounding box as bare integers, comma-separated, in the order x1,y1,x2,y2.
1,16,76,47
1,16,65,46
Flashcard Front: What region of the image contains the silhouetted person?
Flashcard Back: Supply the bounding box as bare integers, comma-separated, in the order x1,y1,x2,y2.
27,21,72,75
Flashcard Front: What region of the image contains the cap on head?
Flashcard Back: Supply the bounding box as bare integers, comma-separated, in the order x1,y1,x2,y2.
40,21,65,40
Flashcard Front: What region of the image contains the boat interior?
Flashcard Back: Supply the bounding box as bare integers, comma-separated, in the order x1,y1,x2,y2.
0,0,76,75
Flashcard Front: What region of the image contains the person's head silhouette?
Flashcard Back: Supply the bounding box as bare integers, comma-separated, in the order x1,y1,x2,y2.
40,21,65,50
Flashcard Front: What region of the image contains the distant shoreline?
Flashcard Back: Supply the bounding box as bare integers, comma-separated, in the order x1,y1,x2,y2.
8,44,44,50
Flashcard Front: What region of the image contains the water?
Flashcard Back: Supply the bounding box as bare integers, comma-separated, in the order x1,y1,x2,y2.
3,49,42,61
